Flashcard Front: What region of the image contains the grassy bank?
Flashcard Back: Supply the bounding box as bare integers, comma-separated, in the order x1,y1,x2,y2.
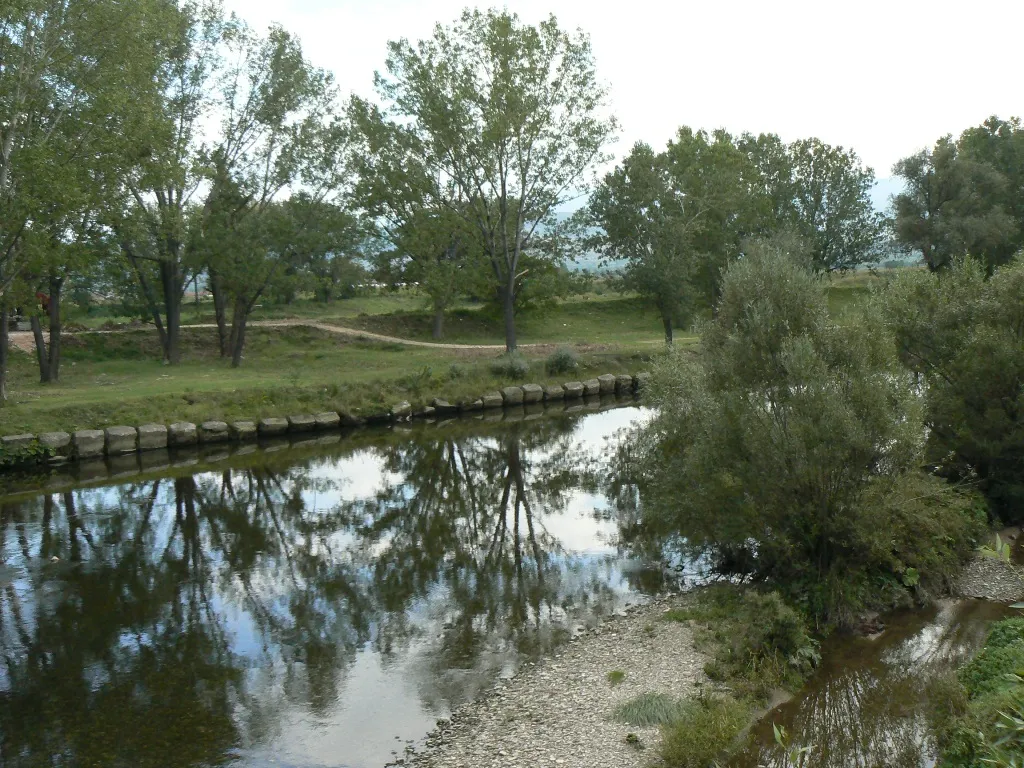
0,325,657,435
937,615,1024,766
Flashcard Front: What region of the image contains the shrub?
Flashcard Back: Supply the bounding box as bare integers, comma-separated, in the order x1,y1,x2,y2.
635,247,957,627
658,695,749,768
447,362,469,380
545,346,579,375
489,352,530,380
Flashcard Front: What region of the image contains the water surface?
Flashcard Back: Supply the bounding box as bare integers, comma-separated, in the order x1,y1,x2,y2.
0,405,670,768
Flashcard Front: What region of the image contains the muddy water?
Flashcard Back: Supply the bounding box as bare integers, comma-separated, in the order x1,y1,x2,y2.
734,599,1012,768
0,405,674,768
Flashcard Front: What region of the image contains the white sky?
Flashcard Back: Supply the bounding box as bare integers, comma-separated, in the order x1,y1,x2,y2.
224,0,1023,178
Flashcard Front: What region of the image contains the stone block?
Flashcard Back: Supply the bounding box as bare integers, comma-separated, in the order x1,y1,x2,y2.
339,411,366,427
168,422,198,447
520,384,544,404
562,381,585,399
287,414,317,433
598,374,617,394
37,432,71,456
391,401,412,420
583,379,601,396
500,386,524,405
615,374,634,394
2,433,36,451
416,406,436,418
229,421,257,441
258,417,289,436
199,421,229,443
104,426,138,455
635,372,652,391
543,385,565,401
481,392,504,409
72,430,104,458
315,412,341,430
137,424,168,451
459,399,484,412
432,398,459,414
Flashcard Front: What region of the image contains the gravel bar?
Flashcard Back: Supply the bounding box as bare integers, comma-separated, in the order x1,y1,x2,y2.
955,555,1024,602
404,595,708,768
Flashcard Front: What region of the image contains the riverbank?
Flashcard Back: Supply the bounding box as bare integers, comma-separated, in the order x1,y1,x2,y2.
406,593,707,768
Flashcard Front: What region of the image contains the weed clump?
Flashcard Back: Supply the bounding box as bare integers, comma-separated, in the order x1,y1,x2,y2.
545,346,579,375
665,587,819,696
613,693,685,727
658,696,749,768
606,670,626,687
489,352,531,380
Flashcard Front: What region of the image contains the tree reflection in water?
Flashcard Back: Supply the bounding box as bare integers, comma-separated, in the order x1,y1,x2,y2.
735,600,1008,768
0,410,655,767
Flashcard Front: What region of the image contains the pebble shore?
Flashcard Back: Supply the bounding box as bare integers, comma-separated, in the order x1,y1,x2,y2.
404,595,707,768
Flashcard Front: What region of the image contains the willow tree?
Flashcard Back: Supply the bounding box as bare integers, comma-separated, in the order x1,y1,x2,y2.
353,9,616,351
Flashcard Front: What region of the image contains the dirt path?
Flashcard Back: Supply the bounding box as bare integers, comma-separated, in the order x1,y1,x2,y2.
7,319,558,355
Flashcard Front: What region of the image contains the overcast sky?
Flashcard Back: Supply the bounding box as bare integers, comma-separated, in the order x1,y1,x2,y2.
223,0,1022,178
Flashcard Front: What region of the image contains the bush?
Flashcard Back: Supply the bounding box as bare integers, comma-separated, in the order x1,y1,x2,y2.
658,695,749,768
878,256,1024,520
545,346,579,375
489,352,530,380
635,247,965,627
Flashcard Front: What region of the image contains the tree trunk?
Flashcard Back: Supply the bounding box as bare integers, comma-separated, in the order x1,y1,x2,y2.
159,261,183,365
46,274,62,382
662,312,674,345
502,283,517,353
209,270,229,357
0,305,8,404
432,306,445,340
30,315,50,383
230,302,248,369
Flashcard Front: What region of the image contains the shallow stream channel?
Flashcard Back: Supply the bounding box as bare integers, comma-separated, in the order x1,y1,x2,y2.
0,401,1014,767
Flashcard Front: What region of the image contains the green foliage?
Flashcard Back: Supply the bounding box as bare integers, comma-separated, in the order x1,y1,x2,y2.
545,347,579,375
606,670,625,687
635,248,977,626
0,435,54,468
657,695,750,768
877,256,1024,519
940,619,1024,766
489,353,531,381
980,534,1014,563
613,692,686,726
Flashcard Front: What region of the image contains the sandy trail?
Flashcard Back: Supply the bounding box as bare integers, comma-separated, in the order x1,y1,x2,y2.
6,319,564,355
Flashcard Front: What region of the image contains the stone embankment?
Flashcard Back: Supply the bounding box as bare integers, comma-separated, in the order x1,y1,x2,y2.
0,373,650,472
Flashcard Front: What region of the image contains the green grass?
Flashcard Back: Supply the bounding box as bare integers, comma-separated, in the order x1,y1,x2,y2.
338,294,685,346
1,325,655,435
606,670,626,687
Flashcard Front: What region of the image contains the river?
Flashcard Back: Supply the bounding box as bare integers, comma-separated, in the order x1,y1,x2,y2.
0,404,676,768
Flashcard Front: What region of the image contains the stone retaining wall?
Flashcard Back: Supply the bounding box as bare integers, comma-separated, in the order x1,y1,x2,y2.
0,373,650,471
0,392,642,500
